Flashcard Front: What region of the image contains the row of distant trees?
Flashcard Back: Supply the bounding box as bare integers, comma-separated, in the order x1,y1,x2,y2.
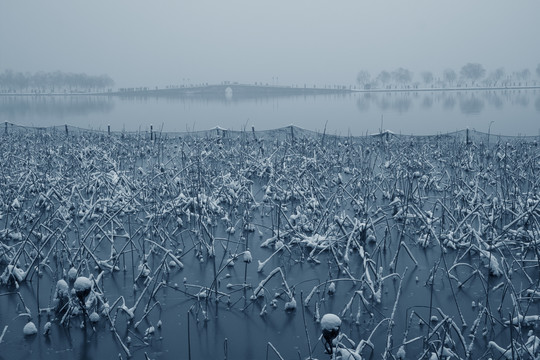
0,70,115,93
357,63,540,89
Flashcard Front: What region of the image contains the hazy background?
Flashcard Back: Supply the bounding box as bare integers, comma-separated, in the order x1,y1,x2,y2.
1,1,539,88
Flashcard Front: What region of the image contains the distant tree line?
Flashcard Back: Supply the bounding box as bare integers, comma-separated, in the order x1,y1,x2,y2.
356,63,540,90
0,70,115,93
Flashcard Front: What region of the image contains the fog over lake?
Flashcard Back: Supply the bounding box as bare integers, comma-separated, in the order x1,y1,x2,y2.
1,1,539,89
2,1,539,135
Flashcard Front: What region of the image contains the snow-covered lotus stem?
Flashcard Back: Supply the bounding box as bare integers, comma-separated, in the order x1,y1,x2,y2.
251,267,293,301
321,313,341,354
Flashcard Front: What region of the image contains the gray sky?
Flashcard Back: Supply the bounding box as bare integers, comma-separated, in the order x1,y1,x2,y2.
1,1,539,88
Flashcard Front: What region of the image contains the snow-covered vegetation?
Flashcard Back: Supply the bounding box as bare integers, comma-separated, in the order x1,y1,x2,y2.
0,124,539,359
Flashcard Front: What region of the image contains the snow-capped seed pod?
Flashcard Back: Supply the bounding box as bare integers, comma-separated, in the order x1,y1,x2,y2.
74,276,92,302
67,267,78,282
43,322,52,336
284,298,297,311
89,311,100,323
327,282,336,295
243,250,252,263
56,279,69,299
396,345,406,359
23,321,38,336
321,313,341,354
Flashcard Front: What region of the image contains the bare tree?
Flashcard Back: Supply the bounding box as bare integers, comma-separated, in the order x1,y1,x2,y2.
356,70,371,88
443,69,457,86
460,63,486,85
514,68,531,82
489,68,505,86
392,68,413,86
376,71,391,87
0,70,114,93
421,71,434,86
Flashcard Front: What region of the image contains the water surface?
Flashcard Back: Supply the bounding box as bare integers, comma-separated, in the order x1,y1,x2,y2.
1,89,538,135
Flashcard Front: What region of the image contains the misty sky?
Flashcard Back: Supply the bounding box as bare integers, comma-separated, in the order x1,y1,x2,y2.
1,1,539,88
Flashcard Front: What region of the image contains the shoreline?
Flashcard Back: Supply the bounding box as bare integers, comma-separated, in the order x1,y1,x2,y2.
0,84,538,97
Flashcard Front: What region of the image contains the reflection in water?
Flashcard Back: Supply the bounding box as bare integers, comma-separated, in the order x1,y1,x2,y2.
0,89,537,135
485,92,503,109
443,95,456,110
378,95,390,111
421,95,433,109
459,94,485,114
513,94,530,107
1,90,536,121
0,95,114,119
373,93,413,113
392,97,412,113
353,89,537,115
356,96,370,111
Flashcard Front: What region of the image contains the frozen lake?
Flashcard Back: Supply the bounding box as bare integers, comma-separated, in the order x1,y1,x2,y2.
0,88,539,136
1,125,539,359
